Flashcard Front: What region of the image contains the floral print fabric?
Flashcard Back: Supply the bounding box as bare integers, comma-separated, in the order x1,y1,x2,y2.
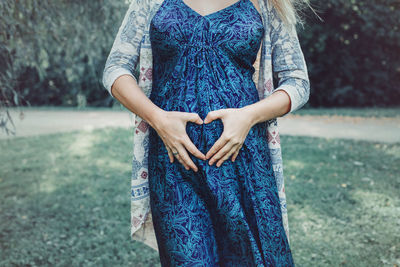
146,0,294,265
102,0,310,257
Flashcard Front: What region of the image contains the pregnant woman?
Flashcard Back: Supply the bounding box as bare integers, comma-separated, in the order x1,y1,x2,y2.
102,0,311,265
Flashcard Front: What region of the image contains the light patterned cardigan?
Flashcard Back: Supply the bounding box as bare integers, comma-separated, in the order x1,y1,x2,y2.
102,0,310,250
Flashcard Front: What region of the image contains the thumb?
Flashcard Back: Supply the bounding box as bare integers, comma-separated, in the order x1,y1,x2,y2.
204,109,222,124
185,112,203,125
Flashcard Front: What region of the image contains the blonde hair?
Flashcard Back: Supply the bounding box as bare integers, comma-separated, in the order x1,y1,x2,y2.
269,0,319,27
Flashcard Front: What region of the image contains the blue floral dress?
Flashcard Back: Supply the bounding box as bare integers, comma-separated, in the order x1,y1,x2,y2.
148,0,294,265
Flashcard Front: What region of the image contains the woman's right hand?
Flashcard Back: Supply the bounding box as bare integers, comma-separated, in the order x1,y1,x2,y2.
150,110,206,172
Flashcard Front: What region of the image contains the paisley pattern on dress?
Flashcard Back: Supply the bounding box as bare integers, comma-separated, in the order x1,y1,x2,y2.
102,0,310,261
146,0,294,265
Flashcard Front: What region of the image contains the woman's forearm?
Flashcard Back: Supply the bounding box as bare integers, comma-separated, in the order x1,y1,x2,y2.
242,89,291,125
111,73,291,129
110,74,164,128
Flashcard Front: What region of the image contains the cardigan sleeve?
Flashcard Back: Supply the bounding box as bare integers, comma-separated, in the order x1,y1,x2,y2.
268,4,310,117
102,0,150,98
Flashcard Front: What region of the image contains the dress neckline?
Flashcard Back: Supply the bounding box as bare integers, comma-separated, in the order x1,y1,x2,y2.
179,0,245,18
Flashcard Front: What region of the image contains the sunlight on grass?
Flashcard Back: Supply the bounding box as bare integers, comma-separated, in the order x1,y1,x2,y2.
352,189,400,217
0,128,160,266
0,128,399,266
67,130,99,157
94,158,129,172
382,145,400,159
39,173,59,193
282,135,400,266
284,160,306,170
292,204,326,236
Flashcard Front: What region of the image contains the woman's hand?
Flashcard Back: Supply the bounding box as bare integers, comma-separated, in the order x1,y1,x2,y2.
203,107,256,167
151,110,207,172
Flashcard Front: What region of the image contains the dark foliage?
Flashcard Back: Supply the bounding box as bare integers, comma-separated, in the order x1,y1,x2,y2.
0,0,399,108
299,0,400,107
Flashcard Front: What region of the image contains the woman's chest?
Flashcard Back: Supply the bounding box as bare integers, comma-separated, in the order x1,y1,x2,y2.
148,0,265,58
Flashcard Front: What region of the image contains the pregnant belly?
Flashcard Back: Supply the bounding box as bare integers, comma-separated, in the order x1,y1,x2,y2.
185,116,268,157
151,85,260,120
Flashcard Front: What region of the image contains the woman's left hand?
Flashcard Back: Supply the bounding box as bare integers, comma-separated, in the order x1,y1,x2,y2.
204,107,255,167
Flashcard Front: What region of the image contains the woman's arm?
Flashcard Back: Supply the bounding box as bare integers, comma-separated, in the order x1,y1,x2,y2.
110,74,164,128
112,74,206,173
102,0,162,132
204,4,310,166
245,3,311,123
251,44,292,122
102,0,206,171
102,0,149,99
102,0,162,124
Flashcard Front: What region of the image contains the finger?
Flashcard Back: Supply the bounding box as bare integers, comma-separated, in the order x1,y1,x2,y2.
205,135,229,160
165,146,174,163
204,109,223,124
216,144,238,167
182,135,206,160
231,144,243,162
176,144,199,172
209,141,235,166
174,153,190,170
185,112,203,125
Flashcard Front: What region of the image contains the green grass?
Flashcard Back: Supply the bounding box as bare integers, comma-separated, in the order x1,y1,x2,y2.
283,136,400,266
0,128,159,266
0,128,399,266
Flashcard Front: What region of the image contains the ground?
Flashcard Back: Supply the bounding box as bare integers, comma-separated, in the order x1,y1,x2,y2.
0,107,399,266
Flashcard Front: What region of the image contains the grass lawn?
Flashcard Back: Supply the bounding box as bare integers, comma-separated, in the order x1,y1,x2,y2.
0,127,399,266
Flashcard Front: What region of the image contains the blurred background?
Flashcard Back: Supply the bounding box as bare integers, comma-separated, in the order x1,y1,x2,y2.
0,0,399,266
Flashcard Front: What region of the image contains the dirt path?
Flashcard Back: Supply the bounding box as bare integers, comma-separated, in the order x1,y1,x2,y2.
278,114,400,143
1,109,399,143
